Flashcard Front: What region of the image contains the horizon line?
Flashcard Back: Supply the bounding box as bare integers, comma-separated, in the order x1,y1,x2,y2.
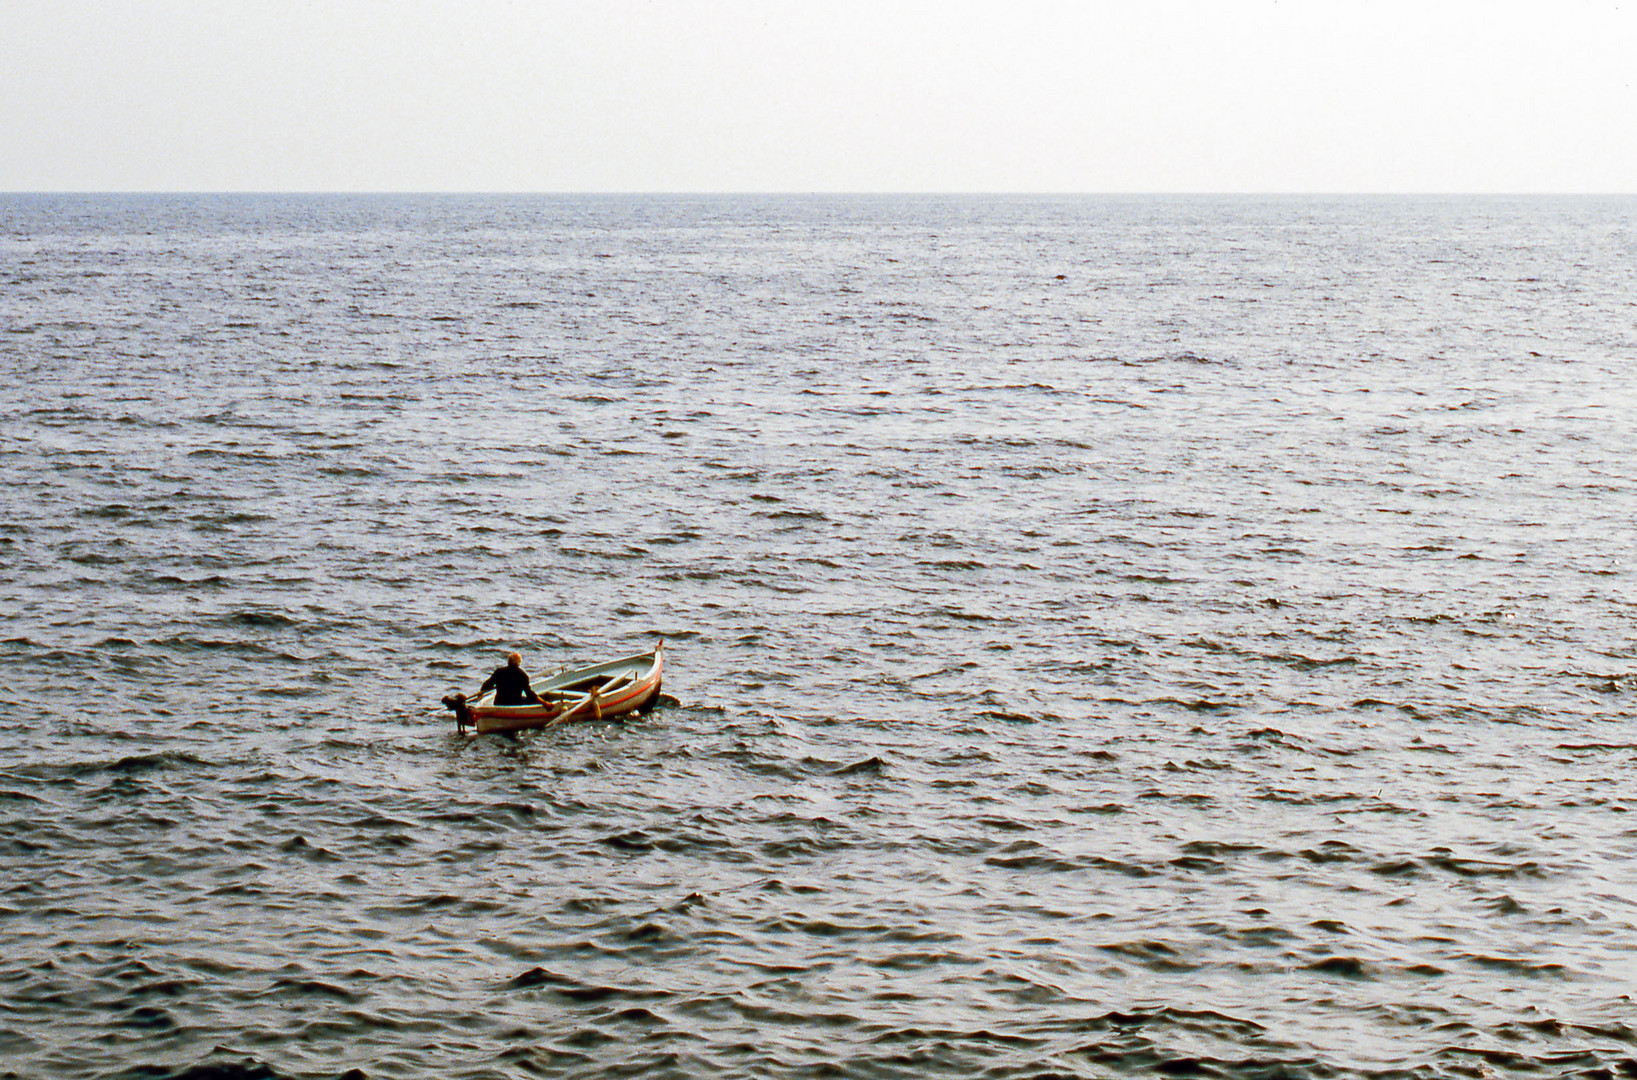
4,189,1634,198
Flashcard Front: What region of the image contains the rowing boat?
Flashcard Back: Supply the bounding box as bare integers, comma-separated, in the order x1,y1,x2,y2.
441,642,664,735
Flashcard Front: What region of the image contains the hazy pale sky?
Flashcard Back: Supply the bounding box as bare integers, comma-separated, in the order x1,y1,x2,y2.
3,0,1633,192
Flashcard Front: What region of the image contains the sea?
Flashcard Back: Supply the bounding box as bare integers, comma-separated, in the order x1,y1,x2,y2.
2,193,1635,1080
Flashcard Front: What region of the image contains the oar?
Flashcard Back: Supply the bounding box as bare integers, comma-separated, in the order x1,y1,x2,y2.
545,687,599,727
597,674,635,698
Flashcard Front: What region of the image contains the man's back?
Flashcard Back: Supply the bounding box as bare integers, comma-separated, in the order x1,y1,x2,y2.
484,663,535,705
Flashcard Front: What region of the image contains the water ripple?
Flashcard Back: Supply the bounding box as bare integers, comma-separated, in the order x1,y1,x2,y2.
2,193,1636,1078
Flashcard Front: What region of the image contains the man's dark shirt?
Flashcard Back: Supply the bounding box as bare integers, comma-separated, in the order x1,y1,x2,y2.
481,665,536,706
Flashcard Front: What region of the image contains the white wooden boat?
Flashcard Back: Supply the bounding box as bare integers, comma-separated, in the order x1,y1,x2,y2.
441,642,664,735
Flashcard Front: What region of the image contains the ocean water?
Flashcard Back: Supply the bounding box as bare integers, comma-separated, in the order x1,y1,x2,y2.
2,193,1636,1079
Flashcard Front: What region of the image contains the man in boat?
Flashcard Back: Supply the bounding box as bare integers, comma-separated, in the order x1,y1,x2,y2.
479,652,545,706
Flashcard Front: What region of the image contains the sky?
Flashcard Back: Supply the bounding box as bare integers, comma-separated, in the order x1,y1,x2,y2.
2,0,1634,193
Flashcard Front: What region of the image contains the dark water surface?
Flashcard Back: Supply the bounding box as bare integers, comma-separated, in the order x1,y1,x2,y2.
3,194,1636,1079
